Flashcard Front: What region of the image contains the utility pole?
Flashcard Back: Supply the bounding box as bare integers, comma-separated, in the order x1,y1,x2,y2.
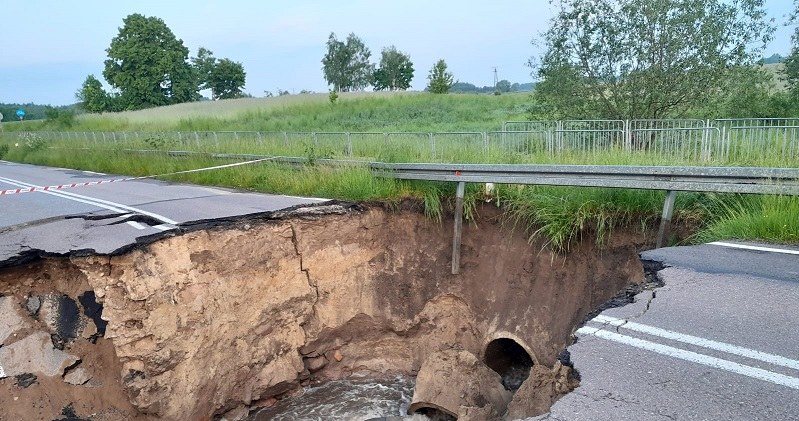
493,67,499,91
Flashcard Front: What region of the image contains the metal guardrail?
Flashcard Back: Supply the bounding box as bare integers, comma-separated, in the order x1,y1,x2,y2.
20,147,799,273
371,163,799,195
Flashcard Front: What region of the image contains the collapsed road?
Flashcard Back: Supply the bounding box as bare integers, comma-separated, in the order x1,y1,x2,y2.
1,160,797,421
0,160,328,266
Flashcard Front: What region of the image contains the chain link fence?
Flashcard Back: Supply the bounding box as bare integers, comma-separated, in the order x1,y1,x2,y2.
5,118,798,165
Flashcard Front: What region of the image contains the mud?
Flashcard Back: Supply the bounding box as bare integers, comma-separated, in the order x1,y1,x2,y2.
0,203,652,420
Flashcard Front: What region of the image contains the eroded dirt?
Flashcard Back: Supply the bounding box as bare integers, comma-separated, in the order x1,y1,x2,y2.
0,203,651,420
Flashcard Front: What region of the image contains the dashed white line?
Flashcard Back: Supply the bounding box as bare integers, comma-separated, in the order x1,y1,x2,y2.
708,241,799,256
126,221,146,230
576,326,799,390
152,224,176,232
592,315,799,371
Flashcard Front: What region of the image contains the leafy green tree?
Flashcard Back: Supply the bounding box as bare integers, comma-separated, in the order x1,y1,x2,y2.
426,59,454,94
192,48,247,100
103,13,198,110
44,106,76,128
785,2,799,97
192,47,217,94
76,75,110,113
496,79,512,93
373,46,414,91
534,0,774,120
322,32,374,92
208,59,246,99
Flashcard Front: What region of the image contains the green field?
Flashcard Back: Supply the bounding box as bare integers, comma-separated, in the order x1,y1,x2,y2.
1,92,796,249
1,92,532,133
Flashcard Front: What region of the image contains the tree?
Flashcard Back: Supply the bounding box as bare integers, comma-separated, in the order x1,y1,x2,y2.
785,2,799,97
208,59,246,99
426,59,454,94
192,47,217,94
373,46,414,91
322,33,374,92
192,48,246,100
496,79,512,93
103,13,198,110
76,75,109,113
533,0,774,120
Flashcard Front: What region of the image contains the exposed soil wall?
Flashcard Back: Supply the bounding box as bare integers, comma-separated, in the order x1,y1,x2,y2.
0,203,649,420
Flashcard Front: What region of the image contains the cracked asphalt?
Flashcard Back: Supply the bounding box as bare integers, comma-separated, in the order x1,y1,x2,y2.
0,160,330,266
528,244,799,421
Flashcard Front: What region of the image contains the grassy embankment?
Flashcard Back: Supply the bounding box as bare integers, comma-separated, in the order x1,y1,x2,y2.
1,92,796,249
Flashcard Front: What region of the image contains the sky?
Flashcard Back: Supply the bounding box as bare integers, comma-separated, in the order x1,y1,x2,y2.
0,0,796,106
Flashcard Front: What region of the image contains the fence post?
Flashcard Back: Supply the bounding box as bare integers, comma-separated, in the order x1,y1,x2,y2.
452,181,466,275
430,132,436,160
625,120,632,152
656,190,677,249
346,132,353,157
483,132,488,154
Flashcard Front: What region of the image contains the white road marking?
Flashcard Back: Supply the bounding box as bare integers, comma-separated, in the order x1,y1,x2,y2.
126,221,146,230
592,315,799,371
0,176,178,225
576,326,799,390
82,170,106,175
0,176,128,213
708,241,799,256
152,224,176,231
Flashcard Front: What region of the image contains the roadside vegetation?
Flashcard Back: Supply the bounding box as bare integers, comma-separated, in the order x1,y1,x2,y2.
2,0,798,249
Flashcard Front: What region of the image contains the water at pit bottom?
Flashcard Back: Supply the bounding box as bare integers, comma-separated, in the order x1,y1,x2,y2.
248,376,432,421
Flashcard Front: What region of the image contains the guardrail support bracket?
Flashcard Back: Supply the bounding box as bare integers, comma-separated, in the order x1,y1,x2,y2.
452,181,466,275
656,190,677,248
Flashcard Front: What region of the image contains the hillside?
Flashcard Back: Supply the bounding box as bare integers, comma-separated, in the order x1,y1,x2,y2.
2,92,533,133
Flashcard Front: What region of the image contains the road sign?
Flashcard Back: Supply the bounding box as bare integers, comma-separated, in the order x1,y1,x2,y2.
16,109,25,120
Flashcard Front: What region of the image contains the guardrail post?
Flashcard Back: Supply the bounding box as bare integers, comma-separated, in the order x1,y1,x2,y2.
656,190,677,248
452,181,466,275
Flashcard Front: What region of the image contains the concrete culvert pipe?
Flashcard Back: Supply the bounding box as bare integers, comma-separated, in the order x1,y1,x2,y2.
484,338,534,392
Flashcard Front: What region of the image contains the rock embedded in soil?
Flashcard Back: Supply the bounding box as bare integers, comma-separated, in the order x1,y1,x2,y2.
408,350,512,420
505,362,581,419
0,296,29,344
0,331,80,378
64,367,92,385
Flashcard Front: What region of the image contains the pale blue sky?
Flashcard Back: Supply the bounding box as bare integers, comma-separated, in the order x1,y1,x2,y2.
0,0,795,105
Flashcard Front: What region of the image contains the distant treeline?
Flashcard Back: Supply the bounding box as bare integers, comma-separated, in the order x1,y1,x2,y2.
451,81,534,94
0,103,78,122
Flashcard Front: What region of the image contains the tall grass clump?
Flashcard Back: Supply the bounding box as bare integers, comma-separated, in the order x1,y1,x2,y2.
499,186,706,251
694,195,799,244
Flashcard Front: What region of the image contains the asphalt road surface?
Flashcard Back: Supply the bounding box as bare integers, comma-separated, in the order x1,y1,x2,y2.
0,160,330,266
539,242,799,420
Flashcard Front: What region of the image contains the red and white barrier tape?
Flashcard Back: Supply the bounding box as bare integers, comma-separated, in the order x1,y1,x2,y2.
0,158,274,196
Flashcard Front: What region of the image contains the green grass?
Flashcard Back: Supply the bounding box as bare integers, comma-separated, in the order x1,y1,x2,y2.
498,186,708,251
0,92,532,133
1,92,796,248
693,195,799,244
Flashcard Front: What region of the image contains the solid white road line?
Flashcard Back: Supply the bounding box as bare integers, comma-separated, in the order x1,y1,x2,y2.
576,326,799,390
126,221,147,230
0,176,128,214
0,175,178,225
592,315,799,371
152,224,175,232
708,241,799,256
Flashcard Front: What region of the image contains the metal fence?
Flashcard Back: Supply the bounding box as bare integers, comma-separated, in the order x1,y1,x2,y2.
7,118,799,164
